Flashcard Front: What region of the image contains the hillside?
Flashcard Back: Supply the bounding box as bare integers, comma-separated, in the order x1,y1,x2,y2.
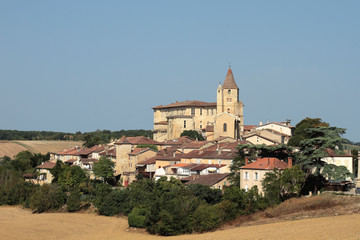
0,140,83,158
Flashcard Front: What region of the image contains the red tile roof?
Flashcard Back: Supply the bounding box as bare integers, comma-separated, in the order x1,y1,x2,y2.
326,149,352,157
36,161,57,169
137,156,157,165
244,125,258,131
115,136,160,145
129,148,156,156
222,68,238,89
163,136,194,145
183,173,230,186
153,100,216,110
99,148,116,157
240,157,288,170
181,141,209,149
81,158,99,164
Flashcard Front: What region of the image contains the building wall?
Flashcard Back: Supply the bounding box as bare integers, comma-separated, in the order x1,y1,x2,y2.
115,144,133,174
244,135,275,146
256,123,292,136
239,169,268,194
322,156,353,174
212,177,230,190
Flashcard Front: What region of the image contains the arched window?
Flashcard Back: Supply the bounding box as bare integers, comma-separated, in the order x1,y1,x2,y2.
223,123,227,132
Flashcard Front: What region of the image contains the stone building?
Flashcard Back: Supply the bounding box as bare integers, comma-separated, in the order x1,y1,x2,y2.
153,67,244,142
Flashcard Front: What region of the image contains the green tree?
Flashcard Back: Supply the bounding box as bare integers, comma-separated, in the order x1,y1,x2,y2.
288,117,329,147
322,164,352,181
58,165,88,191
180,130,204,141
29,184,66,213
92,156,115,183
66,187,82,212
298,126,346,193
262,165,306,205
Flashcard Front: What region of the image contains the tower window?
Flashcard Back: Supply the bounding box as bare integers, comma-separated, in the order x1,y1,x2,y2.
228,90,231,94
200,108,202,115
184,120,186,128
191,108,195,115
223,123,227,132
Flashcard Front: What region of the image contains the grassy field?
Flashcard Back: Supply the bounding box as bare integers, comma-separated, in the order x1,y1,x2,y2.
0,140,83,158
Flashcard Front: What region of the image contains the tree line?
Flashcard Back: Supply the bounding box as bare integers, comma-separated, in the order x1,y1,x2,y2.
0,129,153,145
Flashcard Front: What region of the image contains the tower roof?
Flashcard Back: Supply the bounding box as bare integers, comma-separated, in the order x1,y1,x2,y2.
222,67,238,89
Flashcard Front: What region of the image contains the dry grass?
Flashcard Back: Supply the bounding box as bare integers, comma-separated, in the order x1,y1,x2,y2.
0,140,84,158
224,193,360,229
1,206,360,240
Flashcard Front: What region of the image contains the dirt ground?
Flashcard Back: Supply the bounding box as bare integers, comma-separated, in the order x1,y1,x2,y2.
1,206,359,240
0,140,83,158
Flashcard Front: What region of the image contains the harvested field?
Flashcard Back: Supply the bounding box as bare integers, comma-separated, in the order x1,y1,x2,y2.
0,140,83,158
0,206,359,240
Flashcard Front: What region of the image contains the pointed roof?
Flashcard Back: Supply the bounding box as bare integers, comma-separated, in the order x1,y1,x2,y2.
222,67,238,89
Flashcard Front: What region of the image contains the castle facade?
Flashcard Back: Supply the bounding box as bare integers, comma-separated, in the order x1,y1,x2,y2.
153,67,244,141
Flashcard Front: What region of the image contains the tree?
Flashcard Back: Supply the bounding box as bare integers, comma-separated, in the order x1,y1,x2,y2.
180,130,204,141
92,156,115,183
58,165,88,191
288,118,329,147
298,126,346,193
322,164,352,181
262,165,306,205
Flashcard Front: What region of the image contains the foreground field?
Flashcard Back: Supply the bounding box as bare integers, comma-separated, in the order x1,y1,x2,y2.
0,206,359,240
0,140,83,158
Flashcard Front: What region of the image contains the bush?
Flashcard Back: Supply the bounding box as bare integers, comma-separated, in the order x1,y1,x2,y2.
193,204,222,233
128,207,150,228
29,184,66,213
97,189,130,216
67,188,81,212
215,200,238,221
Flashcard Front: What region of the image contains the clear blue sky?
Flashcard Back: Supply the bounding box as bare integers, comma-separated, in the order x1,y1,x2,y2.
0,1,359,141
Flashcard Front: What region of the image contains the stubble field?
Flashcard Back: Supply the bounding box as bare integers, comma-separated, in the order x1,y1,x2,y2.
0,140,83,158
0,206,359,240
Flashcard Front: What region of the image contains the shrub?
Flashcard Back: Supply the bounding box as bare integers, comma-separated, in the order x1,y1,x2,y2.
29,184,66,213
128,207,150,228
67,188,81,212
97,189,130,216
193,204,222,233
215,200,238,221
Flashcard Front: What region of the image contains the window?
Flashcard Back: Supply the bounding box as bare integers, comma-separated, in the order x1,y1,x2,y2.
211,109,213,115
254,172,259,180
223,123,227,132
200,108,202,115
191,108,195,115
184,120,186,128
207,109,209,116
245,185,248,192
244,172,249,180
228,90,231,94
227,108,230,113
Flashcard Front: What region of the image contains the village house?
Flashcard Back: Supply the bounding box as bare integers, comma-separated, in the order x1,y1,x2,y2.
34,161,57,185
153,67,244,142
240,157,292,193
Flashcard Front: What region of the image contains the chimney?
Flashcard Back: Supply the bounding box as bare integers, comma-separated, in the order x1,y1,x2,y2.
288,158,293,168
218,147,222,155
245,158,248,165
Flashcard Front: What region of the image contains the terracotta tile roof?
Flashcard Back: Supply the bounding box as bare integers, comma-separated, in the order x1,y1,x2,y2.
99,148,116,157
163,136,194,145
65,159,77,163
80,158,99,164
129,148,154,156
188,164,226,171
55,147,80,156
153,100,216,110
183,149,237,160
91,145,105,152
325,149,352,157
23,173,36,178
240,157,288,170
115,136,160,145
137,156,157,165
183,173,230,186
36,161,57,169
222,68,238,89
244,125,258,131
181,141,209,149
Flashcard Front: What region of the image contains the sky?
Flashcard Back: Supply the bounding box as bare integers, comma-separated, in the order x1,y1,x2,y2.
0,1,359,141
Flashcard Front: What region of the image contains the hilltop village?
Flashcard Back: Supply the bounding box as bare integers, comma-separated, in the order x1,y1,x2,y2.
32,68,356,192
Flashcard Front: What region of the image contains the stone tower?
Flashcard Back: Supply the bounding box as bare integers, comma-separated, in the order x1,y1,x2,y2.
215,67,244,139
